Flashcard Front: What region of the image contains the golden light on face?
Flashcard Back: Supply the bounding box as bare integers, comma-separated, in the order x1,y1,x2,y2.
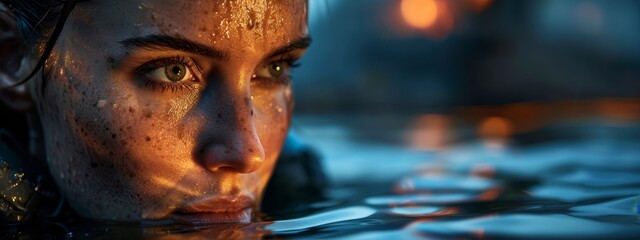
32,0,309,223
400,0,438,29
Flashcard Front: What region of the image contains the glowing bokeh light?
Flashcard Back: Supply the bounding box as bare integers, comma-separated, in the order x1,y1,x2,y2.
478,116,513,140
407,114,451,151
401,0,438,29
478,116,513,149
468,0,494,12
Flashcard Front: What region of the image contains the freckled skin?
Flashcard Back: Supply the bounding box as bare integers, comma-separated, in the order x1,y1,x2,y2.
29,0,308,221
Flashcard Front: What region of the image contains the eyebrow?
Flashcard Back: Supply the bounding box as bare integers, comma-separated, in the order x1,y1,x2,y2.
267,37,312,58
120,34,312,60
120,34,228,60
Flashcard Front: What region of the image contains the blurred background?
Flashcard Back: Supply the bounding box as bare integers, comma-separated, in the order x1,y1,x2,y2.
296,0,640,112
289,0,640,183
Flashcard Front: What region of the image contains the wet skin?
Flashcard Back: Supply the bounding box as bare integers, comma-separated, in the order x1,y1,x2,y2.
29,0,309,222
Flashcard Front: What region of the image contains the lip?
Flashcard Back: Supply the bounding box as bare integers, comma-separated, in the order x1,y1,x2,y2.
171,195,253,224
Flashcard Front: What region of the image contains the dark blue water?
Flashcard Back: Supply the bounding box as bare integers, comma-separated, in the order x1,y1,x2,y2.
57,115,640,239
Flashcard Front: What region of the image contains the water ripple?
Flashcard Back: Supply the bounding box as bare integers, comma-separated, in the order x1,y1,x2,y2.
265,206,376,233
366,193,477,206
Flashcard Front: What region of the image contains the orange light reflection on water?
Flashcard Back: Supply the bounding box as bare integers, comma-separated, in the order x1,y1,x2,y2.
407,114,452,151
478,116,512,149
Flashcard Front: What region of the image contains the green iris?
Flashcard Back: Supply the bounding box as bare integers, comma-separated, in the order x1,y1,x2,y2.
164,64,187,82
269,63,284,79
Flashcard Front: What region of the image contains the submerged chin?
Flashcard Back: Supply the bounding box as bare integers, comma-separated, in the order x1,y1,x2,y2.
169,209,253,225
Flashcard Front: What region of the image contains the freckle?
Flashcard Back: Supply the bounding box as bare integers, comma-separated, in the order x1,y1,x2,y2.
217,112,222,118
129,107,135,113
245,97,250,106
145,136,151,141
251,110,254,116
248,148,253,153
112,134,116,139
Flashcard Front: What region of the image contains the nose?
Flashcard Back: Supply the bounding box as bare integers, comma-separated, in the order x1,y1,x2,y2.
201,134,265,173
197,74,265,174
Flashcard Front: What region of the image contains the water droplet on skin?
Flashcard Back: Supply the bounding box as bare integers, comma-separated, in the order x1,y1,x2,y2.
97,100,107,109
247,11,256,30
247,19,254,29
12,173,23,182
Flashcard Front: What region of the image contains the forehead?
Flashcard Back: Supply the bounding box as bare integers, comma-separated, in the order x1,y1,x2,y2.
70,0,308,55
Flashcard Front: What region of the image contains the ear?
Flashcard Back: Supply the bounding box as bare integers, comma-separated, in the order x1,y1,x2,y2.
0,5,34,112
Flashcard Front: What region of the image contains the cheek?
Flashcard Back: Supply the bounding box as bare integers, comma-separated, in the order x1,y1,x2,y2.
38,52,150,214
252,87,292,157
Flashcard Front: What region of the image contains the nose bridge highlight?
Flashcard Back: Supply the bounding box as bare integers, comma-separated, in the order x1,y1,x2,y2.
197,74,265,174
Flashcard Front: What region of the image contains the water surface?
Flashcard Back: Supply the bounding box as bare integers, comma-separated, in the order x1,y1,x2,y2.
32,115,640,239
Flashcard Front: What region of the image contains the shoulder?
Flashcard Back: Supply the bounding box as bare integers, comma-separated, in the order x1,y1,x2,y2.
262,132,328,213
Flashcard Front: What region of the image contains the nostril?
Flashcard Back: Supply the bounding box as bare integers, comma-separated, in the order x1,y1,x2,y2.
199,143,264,174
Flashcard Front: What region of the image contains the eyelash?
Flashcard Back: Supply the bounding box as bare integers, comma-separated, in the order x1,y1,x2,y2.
135,56,202,93
254,55,301,85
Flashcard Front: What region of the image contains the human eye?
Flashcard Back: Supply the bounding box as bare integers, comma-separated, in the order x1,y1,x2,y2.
251,57,300,85
135,56,203,93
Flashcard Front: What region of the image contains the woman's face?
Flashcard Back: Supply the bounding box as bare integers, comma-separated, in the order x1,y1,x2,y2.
31,0,308,223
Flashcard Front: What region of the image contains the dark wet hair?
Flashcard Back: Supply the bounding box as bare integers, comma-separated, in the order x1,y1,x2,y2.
1,0,79,87
0,0,79,151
